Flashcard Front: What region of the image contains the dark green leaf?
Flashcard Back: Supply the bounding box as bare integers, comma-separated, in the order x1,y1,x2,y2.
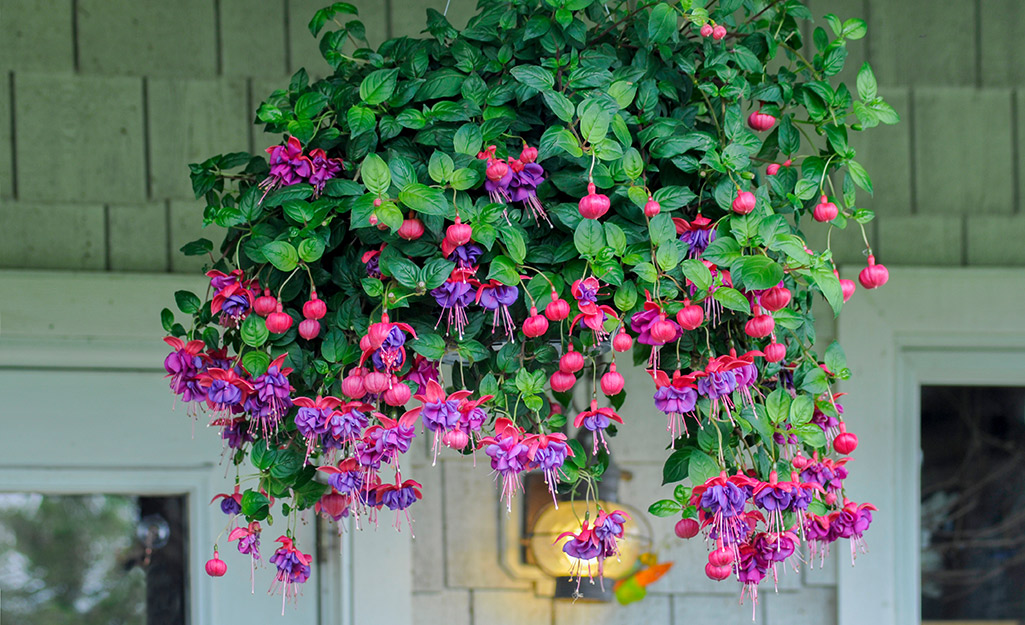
359,69,399,105
174,290,201,314
262,241,300,271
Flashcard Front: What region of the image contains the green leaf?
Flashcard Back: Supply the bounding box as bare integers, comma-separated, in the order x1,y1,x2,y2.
250,441,275,470
500,228,527,263
648,213,676,247
359,68,399,105
856,62,877,101
487,255,521,286
730,256,784,291
825,340,847,374
847,160,873,195
574,220,606,257
270,449,302,480
456,339,491,364
241,489,270,520
240,313,269,347
262,241,300,271
648,3,677,44
174,290,201,314
453,124,483,156
702,236,743,266
648,499,682,517
361,154,392,195
241,350,270,377
399,183,449,216
765,388,792,424
298,237,325,262
681,259,712,292
449,168,479,191
381,255,420,289
608,81,637,109
673,485,691,505
811,266,844,315
604,222,627,255
622,148,644,180
347,105,376,136
160,308,174,332
633,262,658,284
801,367,830,395
542,90,575,123
614,280,638,311
656,243,680,272
509,65,555,91
421,258,456,289
794,423,828,449
790,395,815,426
410,333,447,360
688,450,720,485
180,238,213,256
712,287,750,313
842,18,867,40
428,151,455,184
294,91,328,119
362,277,384,297
578,98,612,145
662,448,693,484
321,329,347,362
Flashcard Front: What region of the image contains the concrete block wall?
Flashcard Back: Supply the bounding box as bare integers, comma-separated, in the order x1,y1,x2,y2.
1,1,1020,623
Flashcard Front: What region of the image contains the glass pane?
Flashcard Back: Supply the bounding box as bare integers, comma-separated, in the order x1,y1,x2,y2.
921,386,1025,621
0,493,187,625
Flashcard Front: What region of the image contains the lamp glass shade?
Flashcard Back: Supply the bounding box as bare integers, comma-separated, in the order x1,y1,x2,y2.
527,498,651,581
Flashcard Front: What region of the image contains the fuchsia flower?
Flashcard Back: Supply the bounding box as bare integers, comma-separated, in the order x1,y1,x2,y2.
408,380,473,462
376,478,423,532
475,279,520,340
361,247,384,279
211,484,243,516
269,536,312,613
243,354,293,438
404,355,440,395
355,409,419,472
307,148,344,195
198,367,255,415
229,521,262,593
478,419,531,511
828,499,876,564
163,337,207,404
317,458,364,496
573,400,624,454
292,395,344,458
569,277,619,341
691,472,758,559
260,136,314,201
649,369,704,438
673,214,717,258
506,156,549,224
523,431,573,501
358,313,416,377
554,508,630,590
431,267,477,338
207,269,256,328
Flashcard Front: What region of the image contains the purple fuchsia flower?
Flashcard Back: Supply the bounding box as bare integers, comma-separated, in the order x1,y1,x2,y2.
214,416,252,449
650,369,703,438
796,454,849,492
573,400,624,455
828,499,877,564
478,419,531,511
292,395,344,459
569,278,619,341
198,368,254,415
524,432,573,501
404,355,440,395
207,269,256,328
318,458,364,495
811,393,844,444
507,158,549,224
322,403,371,449
445,242,483,269
163,337,207,405
315,490,352,523
672,214,717,258
409,380,472,462
476,279,519,340
431,268,476,338
750,471,795,534
691,472,758,555
736,543,768,612
696,357,740,420
378,479,423,531
362,247,383,279
260,136,314,200
592,509,629,558
357,312,416,377
228,521,262,593
211,485,243,516
630,292,683,346
269,536,312,613
307,148,344,196
357,409,419,471
244,354,294,438
483,157,513,205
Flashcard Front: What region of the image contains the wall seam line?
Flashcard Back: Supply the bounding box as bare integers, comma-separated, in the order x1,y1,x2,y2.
907,87,918,215
142,78,153,201
1011,89,1020,215
71,0,80,72
103,204,112,271
165,199,173,273
283,0,292,75
9,71,18,199
214,0,224,76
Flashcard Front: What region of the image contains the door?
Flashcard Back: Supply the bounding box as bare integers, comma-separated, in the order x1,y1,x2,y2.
836,267,1025,625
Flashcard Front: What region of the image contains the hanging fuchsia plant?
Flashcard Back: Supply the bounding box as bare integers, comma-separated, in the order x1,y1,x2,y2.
163,0,898,611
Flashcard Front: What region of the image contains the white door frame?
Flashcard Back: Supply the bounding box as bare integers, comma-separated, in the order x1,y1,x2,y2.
836,266,1025,625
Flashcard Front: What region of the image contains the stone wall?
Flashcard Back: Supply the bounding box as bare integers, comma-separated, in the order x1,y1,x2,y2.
3,1,1021,623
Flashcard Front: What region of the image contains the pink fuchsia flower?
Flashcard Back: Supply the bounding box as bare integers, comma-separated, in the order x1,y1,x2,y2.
456,392,494,445
243,354,294,438
573,400,624,455
673,214,717,258
321,401,372,450
690,472,758,557
828,499,876,564
404,355,440,395
523,431,573,501
555,519,604,584
355,409,419,473
358,312,417,377
292,395,344,458
315,490,352,522
207,269,256,328
478,418,531,511
484,157,513,205
408,380,473,462
317,457,364,495
630,291,683,346
211,484,243,516
377,478,423,532
198,367,255,415
269,536,312,614
795,452,849,492
307,148,344,195
710,349,763,412
213,416,253,449
361,246,385,278
507,158,549,224
260,136,314,201
475,279,520,340
649,368,704,438
750,471,795,534
228,521,262,593
163,337,207,404
569,278,619,341
431,267,477,339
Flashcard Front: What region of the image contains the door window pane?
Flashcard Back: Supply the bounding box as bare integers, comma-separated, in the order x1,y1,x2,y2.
921,386,1025,621
0,493,187,625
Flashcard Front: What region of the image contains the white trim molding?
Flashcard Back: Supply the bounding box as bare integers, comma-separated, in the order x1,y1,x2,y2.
837,267,1025,625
